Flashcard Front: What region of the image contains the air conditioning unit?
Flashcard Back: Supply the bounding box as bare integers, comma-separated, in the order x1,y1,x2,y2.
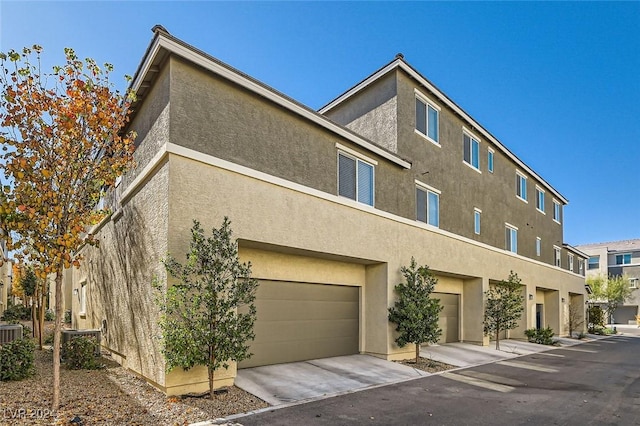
61,329,102,356
0,324,23,345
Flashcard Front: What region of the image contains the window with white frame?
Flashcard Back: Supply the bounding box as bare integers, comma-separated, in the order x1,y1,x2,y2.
568,253,574,271
80,282,87,315
554,246,561,267
416,182,440,227
487,149,494,173
516,172,527,202
588,256,600,270
615,253,632,265
415,94,440,144
553,200,561,223
505,224,518,253
579,259,584,275
338,150,375,206
536,187,545,213
474,208,481,235
463,131,480,171
536,237,541,257
630,278,638,289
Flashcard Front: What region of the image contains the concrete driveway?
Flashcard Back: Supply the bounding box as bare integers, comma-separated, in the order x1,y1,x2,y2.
235,354,428,405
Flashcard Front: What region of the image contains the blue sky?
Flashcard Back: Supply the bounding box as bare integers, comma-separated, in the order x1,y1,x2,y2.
1,1,638,246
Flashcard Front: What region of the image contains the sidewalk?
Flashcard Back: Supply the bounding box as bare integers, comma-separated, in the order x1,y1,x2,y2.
421,335,605,368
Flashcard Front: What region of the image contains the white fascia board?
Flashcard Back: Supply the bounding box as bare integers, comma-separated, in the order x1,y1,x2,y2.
137,35,410,170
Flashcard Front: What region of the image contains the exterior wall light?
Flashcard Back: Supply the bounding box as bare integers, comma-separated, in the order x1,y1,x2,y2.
528,294,534,300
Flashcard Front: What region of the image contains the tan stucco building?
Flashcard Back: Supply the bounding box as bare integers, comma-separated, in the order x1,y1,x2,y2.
70,27,587,395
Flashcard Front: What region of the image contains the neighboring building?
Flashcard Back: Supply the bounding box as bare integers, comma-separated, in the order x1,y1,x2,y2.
576,239,640,324
70,27,587,395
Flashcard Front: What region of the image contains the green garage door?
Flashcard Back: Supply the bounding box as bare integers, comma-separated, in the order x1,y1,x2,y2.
239,280,359,368
433,293,459,344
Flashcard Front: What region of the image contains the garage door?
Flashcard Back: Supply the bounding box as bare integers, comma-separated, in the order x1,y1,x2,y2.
613,306,638,324
239,280,359,368
433,293,459,344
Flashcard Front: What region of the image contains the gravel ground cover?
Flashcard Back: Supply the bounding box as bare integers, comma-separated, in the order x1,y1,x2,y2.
0,324,268,425
397,357,455,373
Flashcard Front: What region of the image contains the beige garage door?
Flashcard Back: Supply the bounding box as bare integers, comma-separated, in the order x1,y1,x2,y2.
433,293,459,344
239,280,359,369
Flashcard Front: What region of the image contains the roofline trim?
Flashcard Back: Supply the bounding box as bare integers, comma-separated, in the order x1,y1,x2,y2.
132,33,411,170
320,59,569,204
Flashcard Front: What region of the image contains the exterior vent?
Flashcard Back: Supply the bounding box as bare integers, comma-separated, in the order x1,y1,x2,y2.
0,325,23,345
62,329,102,356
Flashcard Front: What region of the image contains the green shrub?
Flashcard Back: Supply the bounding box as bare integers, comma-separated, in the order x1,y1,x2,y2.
587,306,605,327
44,333,54,345
524,326,555,345
64,310,72,324
589,325,613,335
0,304,31,322
44,309,55,321
63,336,102,370
0,338,35,381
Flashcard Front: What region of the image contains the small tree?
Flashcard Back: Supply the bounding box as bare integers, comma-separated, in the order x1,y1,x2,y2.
483,272,525,350
154,218,258,399
0,46,136,409
388,258,442,363
587,274,633,324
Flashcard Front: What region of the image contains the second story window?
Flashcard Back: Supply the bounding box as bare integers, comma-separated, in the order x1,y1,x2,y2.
568,253,574,271
554,246,561,267
588,256,600,270
553,200,561,223
415,94,439,144
505,224,518,253
579,259,585,275
474,208,481,235
416,182,440,227
616,253,632,265
536,237,541,257
463,131,480,171
338,151,375,206
516,172,527,202
488,149,494,173
536,187,545,213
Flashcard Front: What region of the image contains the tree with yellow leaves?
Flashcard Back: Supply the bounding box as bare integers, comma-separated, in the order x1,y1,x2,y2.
0,46,135,409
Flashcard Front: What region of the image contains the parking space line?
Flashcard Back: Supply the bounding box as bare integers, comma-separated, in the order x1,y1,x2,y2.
496,360,558,372
441,372,514,393
536,352,564,357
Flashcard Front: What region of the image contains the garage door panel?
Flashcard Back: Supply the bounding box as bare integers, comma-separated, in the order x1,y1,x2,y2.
433,292,459,344
257,281,359,302
255,299,359,321
239,280,359,368
252,319,358,342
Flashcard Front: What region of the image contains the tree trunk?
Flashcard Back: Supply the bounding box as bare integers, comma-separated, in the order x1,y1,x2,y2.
415,342,420,364
52,267,63,410
38,295,45,349
208,362,215,400
31,299,37,338
495,330,500,351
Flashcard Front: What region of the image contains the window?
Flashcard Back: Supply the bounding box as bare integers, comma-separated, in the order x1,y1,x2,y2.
588,256,600,270
516,172,527,202
553,200,561,223
474,208,481,235
415,94,439,143
535,187,545,213
568,254,574,271
416,183,440,227
505,224,518,253
579,259,584,275
338,152,374,206
630,278,639,289
487,149,494,173
80,282,87,315
463,131,480,171
615,253,632,265
554,246,561,267
536,237,541,257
